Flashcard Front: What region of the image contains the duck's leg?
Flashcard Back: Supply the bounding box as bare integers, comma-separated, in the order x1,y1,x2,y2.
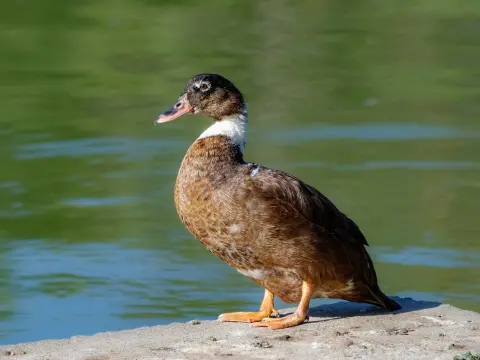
251,280,313,329
217,289,279,323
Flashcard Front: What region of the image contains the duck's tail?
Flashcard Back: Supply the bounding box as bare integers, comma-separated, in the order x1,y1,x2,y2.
366,285,401,311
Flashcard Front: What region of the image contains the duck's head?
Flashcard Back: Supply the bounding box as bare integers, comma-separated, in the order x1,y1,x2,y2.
155,73,245,124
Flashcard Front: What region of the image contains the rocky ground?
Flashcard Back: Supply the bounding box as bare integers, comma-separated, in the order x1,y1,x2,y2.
1,297,479,360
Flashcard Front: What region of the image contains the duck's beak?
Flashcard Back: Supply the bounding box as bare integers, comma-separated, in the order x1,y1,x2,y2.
154,93,194,125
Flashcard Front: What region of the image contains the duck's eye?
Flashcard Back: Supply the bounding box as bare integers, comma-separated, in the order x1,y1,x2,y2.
199,82,210,92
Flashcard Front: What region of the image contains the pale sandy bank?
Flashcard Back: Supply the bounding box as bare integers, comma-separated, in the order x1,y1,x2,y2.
1,298,479,360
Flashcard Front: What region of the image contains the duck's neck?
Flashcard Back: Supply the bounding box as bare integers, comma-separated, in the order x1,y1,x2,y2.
197,111,248,153
180,135,245,186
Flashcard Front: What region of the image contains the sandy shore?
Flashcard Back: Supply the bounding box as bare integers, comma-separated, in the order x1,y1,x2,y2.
1,297,479,360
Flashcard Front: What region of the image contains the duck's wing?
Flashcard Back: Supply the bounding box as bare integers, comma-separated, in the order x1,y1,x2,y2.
242,164,402,310
247,165,368,247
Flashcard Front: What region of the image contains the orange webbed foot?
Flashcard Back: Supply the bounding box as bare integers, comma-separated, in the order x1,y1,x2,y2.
250,312,309,329
217,289,279,323
251,281,314,330
217,309,279,323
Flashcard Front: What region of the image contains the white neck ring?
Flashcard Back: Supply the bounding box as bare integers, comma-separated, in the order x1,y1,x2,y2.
198,112,248,153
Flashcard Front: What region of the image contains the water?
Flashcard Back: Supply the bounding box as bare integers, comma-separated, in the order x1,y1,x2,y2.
0,0,479,345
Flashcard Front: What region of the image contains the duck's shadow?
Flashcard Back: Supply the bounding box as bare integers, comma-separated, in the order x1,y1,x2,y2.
281,297,441,324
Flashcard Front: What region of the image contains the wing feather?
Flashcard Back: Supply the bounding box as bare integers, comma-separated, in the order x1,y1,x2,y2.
250,166,368,247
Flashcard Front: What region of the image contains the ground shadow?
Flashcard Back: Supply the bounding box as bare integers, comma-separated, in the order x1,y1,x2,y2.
309,297,441,319
277,297,441,323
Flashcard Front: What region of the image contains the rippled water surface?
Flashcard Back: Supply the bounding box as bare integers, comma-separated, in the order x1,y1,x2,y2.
0,0,479,344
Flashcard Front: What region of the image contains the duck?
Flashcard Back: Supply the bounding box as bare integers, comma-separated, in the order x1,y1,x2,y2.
154,73,401,330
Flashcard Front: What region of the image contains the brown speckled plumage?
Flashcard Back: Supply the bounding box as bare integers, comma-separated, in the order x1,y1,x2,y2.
156,73,400,329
